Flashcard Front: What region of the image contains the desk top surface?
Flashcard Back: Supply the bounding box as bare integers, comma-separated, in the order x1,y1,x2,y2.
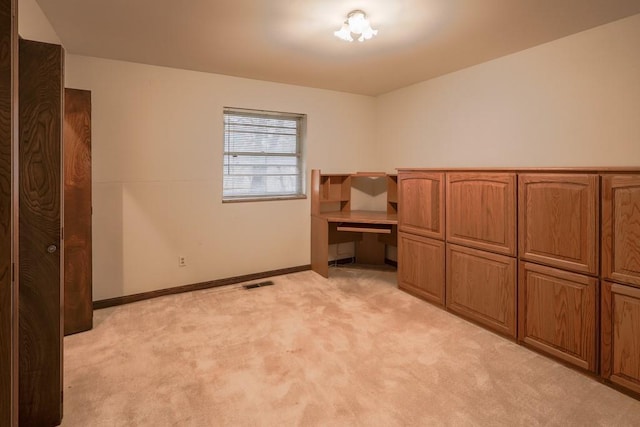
315,210,398,224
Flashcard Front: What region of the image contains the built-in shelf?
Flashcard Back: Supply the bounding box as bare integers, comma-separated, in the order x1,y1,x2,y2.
387,174,398,214
312,170,397,218
353,171,387,178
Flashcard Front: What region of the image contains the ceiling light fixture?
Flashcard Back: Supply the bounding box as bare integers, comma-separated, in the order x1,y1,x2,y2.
334,10,378,42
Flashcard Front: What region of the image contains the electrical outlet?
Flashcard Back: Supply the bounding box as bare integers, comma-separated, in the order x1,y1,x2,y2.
178,256,187,267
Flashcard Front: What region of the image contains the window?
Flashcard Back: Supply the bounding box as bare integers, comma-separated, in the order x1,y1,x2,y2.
223,108,306,201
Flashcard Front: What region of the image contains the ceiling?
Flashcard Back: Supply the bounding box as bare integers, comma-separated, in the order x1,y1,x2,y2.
36,0,640,96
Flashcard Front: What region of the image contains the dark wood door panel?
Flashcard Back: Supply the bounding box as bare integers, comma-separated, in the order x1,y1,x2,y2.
0,0,17,424
64,88,92,335
446,172,516,256
602,175,640,287
19,39,64,427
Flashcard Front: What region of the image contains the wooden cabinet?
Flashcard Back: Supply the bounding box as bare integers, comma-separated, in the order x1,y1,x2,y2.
446,172,516,256
600,175,640,396
519,262,597,371
444,173,517,337
446,244,516,337
398,233,445,305
397,171,445,305
396,167,640,398
602,175,640,287
601,281,640,394
519,173,599,275
398,172,444,240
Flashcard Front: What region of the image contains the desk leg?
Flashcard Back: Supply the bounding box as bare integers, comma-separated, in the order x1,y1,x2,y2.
311,216,329,278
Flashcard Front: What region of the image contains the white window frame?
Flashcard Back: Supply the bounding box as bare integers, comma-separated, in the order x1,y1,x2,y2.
222,107,306,202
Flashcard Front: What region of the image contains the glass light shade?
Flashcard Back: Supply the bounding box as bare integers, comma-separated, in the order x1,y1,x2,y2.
362,27,377,40
334,23,353,42
334,10,377,42
347,12,367,34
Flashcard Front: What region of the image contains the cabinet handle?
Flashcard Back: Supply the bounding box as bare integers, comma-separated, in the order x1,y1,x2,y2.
47,244,57,254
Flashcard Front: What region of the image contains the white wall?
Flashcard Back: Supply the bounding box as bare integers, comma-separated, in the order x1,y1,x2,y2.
18,0,60,43
21,1,640,300
65,55,376,300
375,14,640,169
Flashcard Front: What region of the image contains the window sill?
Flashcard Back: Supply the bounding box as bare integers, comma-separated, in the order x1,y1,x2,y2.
222,195,307,203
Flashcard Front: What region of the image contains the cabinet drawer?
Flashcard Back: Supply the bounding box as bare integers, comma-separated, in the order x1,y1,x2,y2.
518,262,597,372
602,175,640,287
518,173,599,275
446,172,516,256
601,281,640,394
446,244,516,337
398,172,445,240
398,232,445,306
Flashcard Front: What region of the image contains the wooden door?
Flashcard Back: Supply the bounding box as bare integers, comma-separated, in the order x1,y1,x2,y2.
446,172,516,256
446,244,516,337
602,175,640,287
519,262,597,372
518,173,599,275
398,232,445,306
0,1,18,424
601,281,640,394
398,171,444,239
64,88,93,335
19,39,64,426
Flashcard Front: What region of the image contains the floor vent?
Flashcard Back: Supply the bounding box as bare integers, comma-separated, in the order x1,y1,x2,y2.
243,280,275,290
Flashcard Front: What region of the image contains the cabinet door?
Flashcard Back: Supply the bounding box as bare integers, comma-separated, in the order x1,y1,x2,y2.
602,175,640,287
518,173,598,275
398,172,444,240
446,244,516,337
519,262,597,372
446,172,516,256
398,232,445,306
601,281,640,394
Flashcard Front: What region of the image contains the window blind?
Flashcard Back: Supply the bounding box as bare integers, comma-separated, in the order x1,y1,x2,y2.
223,108,305,200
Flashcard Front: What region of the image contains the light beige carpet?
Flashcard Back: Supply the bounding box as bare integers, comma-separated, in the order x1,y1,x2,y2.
62,268,640,426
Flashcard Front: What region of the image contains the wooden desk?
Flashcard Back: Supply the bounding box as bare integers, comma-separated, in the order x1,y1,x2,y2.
311,210,398,277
